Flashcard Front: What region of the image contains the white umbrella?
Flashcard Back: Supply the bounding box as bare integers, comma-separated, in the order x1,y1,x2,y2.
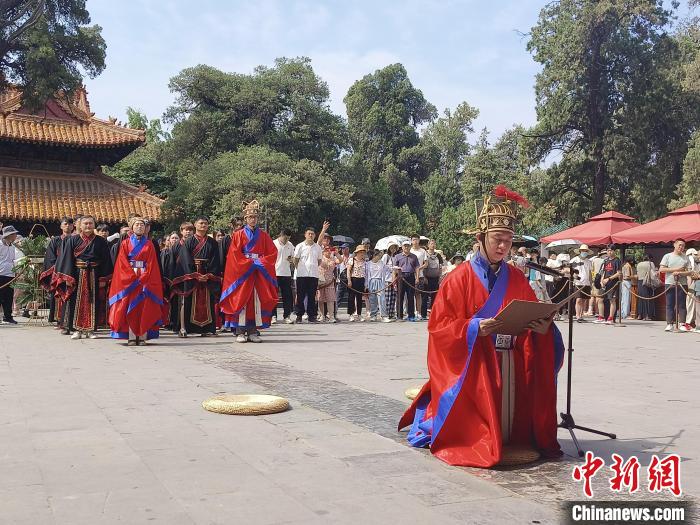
375,235,409,251
545,239,581,252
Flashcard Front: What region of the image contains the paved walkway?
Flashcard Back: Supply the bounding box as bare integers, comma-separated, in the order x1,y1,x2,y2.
0,316,696,524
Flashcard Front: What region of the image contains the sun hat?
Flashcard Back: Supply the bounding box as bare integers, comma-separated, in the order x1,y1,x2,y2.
574,243,590,254
354,245,367,253
1,225,19,239
686,248,698,256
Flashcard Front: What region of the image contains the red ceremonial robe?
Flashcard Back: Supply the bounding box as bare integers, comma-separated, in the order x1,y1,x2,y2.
398,254,565,467
219,225,278,329
108,234,164,339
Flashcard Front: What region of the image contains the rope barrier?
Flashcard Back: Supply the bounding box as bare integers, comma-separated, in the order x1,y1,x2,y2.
0,265,28,290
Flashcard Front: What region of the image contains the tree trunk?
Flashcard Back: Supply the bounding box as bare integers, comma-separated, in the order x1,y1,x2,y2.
592,143,606,214
587,24,607,215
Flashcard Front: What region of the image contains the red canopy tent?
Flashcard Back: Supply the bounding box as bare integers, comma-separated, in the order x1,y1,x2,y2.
540,211,641,246
612,203,700,245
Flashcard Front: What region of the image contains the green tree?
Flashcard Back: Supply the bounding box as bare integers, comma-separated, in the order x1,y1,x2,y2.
0,0,106,108
526,0,689,218
105,108,171,197
422,102,479,180
164,146,353,236
344,63,438,210
164,58,347,167
670,130,700,208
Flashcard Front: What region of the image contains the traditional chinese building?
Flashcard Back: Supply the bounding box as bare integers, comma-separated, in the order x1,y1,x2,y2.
0,86,163,235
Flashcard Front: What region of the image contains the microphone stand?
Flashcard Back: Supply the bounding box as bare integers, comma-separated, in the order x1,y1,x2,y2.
525,261,617,457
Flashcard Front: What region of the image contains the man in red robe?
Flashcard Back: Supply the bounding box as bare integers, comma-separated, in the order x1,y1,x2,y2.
219,200,278,343
108,216,164,346
399,186,565,467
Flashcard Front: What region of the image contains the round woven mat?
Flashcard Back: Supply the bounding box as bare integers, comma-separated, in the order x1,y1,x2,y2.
498,445,541,466
202,394,289,415
404,387,421,400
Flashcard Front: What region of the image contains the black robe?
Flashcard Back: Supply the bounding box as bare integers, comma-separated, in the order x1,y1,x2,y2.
39,235,66,324
54,234,113,332
169,234,221,334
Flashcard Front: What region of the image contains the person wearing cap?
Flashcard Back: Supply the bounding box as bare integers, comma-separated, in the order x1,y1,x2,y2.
107,216,165,346
445,252,465,274
399,186,564,468
570,244,593,322
393,240,420,321
53,216,113,339
0,225,24,324
219,200,278,343
345,244,368,321
593,244,621,325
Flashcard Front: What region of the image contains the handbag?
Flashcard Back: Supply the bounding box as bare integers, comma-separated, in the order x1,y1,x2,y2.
642,264,661,289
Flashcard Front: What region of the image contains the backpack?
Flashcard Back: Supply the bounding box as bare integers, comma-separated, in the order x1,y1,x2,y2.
425,253,443,278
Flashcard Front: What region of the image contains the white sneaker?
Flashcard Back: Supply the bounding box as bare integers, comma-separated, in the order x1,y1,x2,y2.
235,334,248,343
680,324,690,332
271,317,277,325
284,317,294,324
382,317,393,323
302,313,309,321
87,332,98,339
359,316,366,322
693,328,700,333
70,331,82,340
329,317,337,324
415,314,423,321
248,334,262,343
349,314,356,322
665,324,673,332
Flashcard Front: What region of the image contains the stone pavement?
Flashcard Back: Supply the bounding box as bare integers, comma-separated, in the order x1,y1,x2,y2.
0,316,697,524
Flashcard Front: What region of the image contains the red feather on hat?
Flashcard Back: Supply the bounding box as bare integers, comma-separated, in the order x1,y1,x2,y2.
493,185,530,208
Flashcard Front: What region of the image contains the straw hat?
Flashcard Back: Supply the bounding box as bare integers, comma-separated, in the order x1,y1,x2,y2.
574,243,589,254
201,394,289,415
354,245,367,254
404,386,421,400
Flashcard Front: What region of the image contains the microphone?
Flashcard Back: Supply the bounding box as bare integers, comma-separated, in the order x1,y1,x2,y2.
524,260,565,278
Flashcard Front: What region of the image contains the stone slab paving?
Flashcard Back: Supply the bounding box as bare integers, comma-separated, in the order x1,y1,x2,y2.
0,315,696,524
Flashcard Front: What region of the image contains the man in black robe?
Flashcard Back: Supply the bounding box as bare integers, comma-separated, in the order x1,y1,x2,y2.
40,217,74,326
54,216,113,339
169,217,221,336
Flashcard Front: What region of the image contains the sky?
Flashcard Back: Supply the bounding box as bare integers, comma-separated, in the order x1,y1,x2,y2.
85,0,692,142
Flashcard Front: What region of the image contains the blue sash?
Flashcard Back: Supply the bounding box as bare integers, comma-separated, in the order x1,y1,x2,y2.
407,256,509,447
